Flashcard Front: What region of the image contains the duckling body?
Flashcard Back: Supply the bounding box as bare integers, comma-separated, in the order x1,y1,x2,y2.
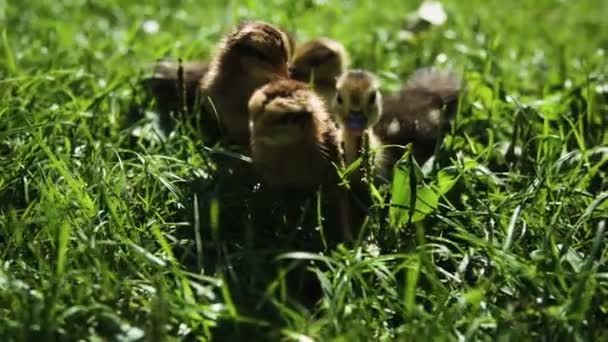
249,79,352,242
375,68,461,167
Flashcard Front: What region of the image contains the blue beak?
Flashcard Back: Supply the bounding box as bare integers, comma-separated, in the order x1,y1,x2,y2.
346,111,367,131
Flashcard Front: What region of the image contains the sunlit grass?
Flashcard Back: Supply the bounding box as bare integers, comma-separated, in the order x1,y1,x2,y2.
1,0,607,340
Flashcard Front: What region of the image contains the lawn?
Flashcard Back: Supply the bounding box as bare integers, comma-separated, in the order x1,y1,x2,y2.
1,0,607,340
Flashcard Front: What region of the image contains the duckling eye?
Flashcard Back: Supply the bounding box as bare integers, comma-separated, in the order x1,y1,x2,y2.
336,94,343,105
368,91,376,105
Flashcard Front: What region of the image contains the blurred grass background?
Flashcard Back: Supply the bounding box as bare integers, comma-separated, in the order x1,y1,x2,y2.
1,0,607,340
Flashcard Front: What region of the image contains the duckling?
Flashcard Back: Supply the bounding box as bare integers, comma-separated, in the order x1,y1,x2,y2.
248,79,352,242
332,70,383,169
331,70,383,233
374,68,461,168
289,38,349,107
200,21,294,146
144,60,208,120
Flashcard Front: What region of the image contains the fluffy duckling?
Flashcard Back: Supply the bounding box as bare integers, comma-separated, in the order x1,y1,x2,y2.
374,68,461,167
249,79,343,187
249,79,352,241
289,38,349,107
200,21,294,146
332,70,383,168
144,60,208,118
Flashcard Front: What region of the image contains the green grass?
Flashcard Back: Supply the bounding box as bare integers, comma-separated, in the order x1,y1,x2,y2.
1,0,607,340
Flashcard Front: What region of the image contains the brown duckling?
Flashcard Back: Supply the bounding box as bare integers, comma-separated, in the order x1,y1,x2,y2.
144,60,208,118
248,79,352,242
374,68,461,168
200,21,294,146
289,38,349,107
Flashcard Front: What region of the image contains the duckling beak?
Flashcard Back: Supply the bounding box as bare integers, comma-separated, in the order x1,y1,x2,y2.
345,111,367,136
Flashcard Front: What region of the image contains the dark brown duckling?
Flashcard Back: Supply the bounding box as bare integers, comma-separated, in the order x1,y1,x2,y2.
143,60,208,121
374,68,462,169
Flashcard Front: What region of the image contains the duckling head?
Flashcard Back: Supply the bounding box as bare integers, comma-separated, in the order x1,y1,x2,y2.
219,21,293,82
289,38,349,88
249,79,327,147
333,70,382,136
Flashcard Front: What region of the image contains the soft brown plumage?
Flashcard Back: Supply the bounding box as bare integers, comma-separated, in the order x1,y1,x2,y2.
144,60,208,117
374,68,461,168
289,38,349,107
201,21,294,146
249,79,352,241
249,79,342,187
